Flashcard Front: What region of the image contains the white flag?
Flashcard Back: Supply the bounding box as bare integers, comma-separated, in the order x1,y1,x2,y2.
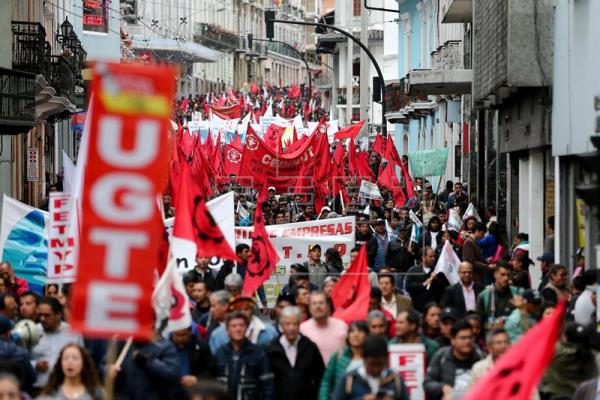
152,256,192,335
359,180,383,200
448,208,463,232
408,210,423,227
433,241,462,285
61,151,75,194
237,201,250,219
463,203,481,222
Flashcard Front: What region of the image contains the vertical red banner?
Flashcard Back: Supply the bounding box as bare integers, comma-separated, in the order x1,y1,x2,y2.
70,63,175,340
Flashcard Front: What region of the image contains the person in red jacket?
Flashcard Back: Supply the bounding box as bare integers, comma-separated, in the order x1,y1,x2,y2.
0,262,29,295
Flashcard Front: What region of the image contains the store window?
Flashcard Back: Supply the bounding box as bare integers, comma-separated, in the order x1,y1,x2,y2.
83,0,108,33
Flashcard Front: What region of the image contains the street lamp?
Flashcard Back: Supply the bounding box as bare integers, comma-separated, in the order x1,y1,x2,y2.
57,17,73,45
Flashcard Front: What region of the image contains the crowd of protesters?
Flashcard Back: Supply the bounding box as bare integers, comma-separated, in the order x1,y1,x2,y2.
1,87,599,400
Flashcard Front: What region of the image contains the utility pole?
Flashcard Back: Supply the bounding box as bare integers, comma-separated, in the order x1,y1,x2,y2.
359,0,369,135
346,5,353,126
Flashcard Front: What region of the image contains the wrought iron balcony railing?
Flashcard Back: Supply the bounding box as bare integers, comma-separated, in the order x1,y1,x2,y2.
266,41,303,61
50,56,76,103
12,21,51,78
194,23,240,51
0,67,36,134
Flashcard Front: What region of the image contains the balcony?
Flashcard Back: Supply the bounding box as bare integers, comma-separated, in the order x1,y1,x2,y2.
50,56,76,103
266,41,303,61
12,22,51,78
407,41,472,96
0,67,36,135
194,23,240,51
384,79,436,123
440,0,472,23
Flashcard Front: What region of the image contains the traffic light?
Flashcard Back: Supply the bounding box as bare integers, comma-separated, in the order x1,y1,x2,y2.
372,77,381,102
575,135,600,209
247,33,253,49
265,10,275,40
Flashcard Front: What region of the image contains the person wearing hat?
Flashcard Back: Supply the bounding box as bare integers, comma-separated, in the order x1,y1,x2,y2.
366,218,389,272
208,295,278,354
304,244,331,290
504,289,543,342
536,252,554,292
0,316,36,392
355,217,373,246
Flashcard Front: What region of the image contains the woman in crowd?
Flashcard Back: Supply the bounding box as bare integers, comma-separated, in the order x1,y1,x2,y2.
324,248,344,274
511,253,533,289
38,344,103,400
421,303,442,341
318,321,369,400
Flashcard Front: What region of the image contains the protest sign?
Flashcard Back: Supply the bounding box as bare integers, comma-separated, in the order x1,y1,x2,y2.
409,148,449,177
359,180,383,200
47,192,76,284
448,208,463,232
0,194,48,292
389,343,426,400
70,62,175,340
433,241,461,285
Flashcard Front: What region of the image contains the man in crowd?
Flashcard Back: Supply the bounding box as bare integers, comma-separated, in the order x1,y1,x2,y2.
266,306,324,400
505,289,542,343
469,328,511,386
187,257,217,291
199,290,230,338
386,226,414,277
305,244,330,290
369,288,397,338
462,223,489,283
18,291,39,322
390,309,440,363
0,316,36,392
424,320,483,400
367,219,389,271
379,274,413,317
442,262,483,319
30,296,83,390
332,335,409,400
215,311,274,400
190,281,210,324
355,220,373,246
447,182,467,210
536,252,554,292
367,310,389,338
223,273,243,296
300,291,348,364
170,325,217,393
0,262,28,295
209,295,277,354
0,294,18,321
406,247,443,312
476,261,522,328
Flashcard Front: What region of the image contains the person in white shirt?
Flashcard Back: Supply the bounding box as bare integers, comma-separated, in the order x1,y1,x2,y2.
30,296,83,390
266,306,325,400
442,262,484,319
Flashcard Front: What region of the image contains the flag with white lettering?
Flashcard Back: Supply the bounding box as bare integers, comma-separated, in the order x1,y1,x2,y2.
47,192,76,284
70,62,175,340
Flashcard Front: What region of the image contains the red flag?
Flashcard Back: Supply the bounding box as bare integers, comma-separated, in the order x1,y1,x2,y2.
379,162,406,207
231,133,243,150
464,300,567,400
223,144,243,176
334,120,365,141
372,133,387,156
332,245,371,324
383,134,402,167
288,84,301,99
191,188,237,261
250,83,260,94
400,162,414,198
242,207,280,296
211,103,241,119
71,62,175,340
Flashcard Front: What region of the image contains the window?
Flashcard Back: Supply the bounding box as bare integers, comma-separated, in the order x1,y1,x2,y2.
83,0,108,33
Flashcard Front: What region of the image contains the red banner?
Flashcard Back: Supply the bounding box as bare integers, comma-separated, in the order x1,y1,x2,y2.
238,123,330,192
70,62,175,340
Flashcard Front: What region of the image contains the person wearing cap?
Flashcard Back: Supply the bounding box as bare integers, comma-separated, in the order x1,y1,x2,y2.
214,311,274,400
267,186,277,201
0,315,36,392
304,244,331,290
504,289,543,343
541,264,571,304
442,262,484,319
366,218,389,272
208,295,278,354
317,206,332,220
355,218,373,246
536,252,554,292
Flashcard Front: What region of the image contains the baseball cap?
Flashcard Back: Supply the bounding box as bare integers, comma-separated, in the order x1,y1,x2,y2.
0,316,14,335
522,289,542,304
268,186,276,192
374,218,386,226
308,244,321,252
537,252,554,263
415,185,422,192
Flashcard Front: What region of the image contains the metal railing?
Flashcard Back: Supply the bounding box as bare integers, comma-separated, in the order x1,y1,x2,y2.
266,41,303,60
12,21,51,78
0,67,36,127
50,56,76,103
194,23,240,51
